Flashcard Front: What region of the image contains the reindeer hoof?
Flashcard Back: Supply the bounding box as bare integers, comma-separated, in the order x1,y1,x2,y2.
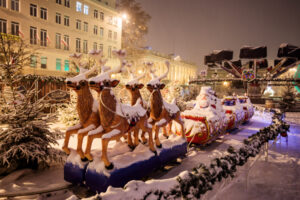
128,145,136,151
81,157,88,162
105,163,114,170
151,150,158,156
156,144,162,148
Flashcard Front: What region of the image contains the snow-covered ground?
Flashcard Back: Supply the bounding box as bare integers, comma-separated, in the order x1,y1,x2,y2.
0,111,299,200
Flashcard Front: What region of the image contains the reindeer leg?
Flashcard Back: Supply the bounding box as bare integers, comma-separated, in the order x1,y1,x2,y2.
77,132,88,161
133,128,139,147
141,123,156,155
127,130,135,150
62,128,79,155
162,126,169,139
84,134,98,161
174,117,186,139
140,131,147,144
154,125,162,148
101,138,114,170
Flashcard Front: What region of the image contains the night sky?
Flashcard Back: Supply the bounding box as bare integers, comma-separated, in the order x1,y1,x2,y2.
137,0,300,66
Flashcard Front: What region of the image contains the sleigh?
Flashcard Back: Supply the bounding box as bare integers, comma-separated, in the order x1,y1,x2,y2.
222,96,245,130
237,96,254,122
180,114,221,144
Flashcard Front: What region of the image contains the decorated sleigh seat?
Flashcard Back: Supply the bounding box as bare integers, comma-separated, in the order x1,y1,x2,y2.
181,87,223,144
237,95,254,122
222,96,245,130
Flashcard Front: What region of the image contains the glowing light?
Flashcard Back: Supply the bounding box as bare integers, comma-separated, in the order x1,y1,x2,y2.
223,81,229,86
111,74,116,78
138,69,143,74
264,86,275,97
289,67,297,73
122,13,127,20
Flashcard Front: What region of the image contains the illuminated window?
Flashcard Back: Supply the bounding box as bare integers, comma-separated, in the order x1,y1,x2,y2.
56,58,61,71
30,55,37,67
76,1,82,12
64,60,69,71
83,5,89,15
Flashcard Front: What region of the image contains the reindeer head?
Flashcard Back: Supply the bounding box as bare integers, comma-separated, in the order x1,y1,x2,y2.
125,63,145,92
88,49,126,93
146,61,169,92
66,51,101,95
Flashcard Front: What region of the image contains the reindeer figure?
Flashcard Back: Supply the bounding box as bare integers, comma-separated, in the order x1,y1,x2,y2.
125,63,148,146
62,51,101,160
146,61,185,149
84,50,154,169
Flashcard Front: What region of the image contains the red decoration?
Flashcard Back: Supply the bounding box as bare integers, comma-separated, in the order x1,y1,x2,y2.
280,132,287,137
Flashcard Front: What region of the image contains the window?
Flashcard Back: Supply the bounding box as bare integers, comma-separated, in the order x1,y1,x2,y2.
64,0,70,8
108,46,111,58
83,40,88,53
30,55,37,67
83,22,88,32
11,0,19,11
11,21,19,36
55,33,61,49
41,57,47,69
94,10,98,19
56,13,61,24
93,42,97,50
0,19,7,33
63,35,69,50
83,5,89,15
56,0,61,4
100,12,104,20
93,25,98,35
40,8,47,20
64,16,69,26
99,43,103,51
108,30,112,39
30,26,37,44
56,58,61,71
64,60,69,71
30,4,37,16
76,38,81,52
100,27,104,37
0,0,6,8
76,20,81,30
108,16,113,24
113,31,117,40
40,29,47,46
76,1,82,12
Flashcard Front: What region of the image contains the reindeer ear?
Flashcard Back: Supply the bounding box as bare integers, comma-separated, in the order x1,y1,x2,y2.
111,80,120,87
137,84,144,89
125,84,131,89
159,83,165,89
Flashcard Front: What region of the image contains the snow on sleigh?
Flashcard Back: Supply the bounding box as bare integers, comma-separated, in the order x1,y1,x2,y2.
179,87,227,145
63,51,187,193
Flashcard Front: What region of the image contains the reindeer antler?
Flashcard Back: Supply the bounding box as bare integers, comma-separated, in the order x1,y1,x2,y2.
144,62,157,79
157,61,170,81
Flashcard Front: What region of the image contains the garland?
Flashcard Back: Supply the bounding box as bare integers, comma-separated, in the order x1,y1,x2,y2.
139,110,289,199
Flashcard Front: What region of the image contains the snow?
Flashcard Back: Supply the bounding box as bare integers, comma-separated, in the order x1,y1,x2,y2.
66,123,82,132
163,99,180,114
88,125,104,136
66,149,87,168
78,124,96,134
102,129,121,139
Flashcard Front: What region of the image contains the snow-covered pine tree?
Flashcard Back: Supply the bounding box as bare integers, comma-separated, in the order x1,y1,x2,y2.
56,90,79,126
0,34,62,175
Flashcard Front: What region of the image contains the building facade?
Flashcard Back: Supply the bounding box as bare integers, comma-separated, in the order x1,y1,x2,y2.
127,50,200,85
0,0,122,76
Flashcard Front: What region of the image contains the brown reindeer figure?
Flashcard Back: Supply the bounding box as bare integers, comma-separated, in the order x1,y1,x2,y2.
84,50,154,170
146,61,186,149
62,51,101,160
125,63,148,146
